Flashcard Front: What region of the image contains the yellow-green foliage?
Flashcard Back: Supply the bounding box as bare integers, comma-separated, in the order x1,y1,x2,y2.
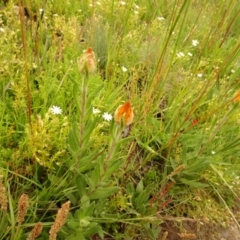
22,112,68,169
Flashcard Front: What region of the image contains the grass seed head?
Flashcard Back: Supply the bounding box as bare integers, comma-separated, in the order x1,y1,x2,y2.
27,222,43,240
0,178,8,211
49,201,70,240
17,194,29,225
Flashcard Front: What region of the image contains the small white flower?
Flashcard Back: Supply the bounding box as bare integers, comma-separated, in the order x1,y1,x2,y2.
102,112,113,121
157,16,165,21
0,27,5,33
50,106,62,115
96,1,101,5
177,52,185,58
134,4,139,9
133,10,139,14
211,150,216,155
197,73,203,78
121,66,128,72
120,1,126,5
231,69,235,73
192,40,199,47
187,52,193,57
93,107,101,114
39,8,44,13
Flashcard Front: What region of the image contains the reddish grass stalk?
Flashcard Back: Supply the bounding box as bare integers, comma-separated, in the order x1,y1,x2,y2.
19,2,32,127
150,181,174,212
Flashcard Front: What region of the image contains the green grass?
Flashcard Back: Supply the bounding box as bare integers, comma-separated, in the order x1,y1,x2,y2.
0,0,240,239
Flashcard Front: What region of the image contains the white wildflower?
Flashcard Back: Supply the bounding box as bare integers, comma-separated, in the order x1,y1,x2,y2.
197,73,203,78
102,112,113,121
231,69,235,73
177,52,185,58
192,39,199,47
50,106,62,115
157,16,165,21
134,11,139,14
120,1,126,5
187,52,193,57
121,66,128,72
93,107,101,114
211,150,216,155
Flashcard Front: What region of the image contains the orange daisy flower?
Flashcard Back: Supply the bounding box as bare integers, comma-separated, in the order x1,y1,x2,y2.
77,47,97,74
114,102,134,126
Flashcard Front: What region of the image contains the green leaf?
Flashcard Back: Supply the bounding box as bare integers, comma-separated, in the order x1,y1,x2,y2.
68,126,80,154
126,183,135,195
91,163,101,186
179,178,209,188
102,160,122,181
81,195,90,208
83,223,103,238
80,216,92,227
76,174,87,197
186,159,211,173
85,201,95,217
136,179,144,193
135,190,149,207
95,198,108,215
65,233,85,240
90,186,120,200
64,191,77,205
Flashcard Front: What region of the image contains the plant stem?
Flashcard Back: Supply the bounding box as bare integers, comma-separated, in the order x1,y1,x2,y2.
80,75,87,139
19,2,32,128
104,125,122,171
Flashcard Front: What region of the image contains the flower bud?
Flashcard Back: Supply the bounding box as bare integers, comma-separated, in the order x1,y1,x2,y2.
77,47,97,75
114,102,134,126
234,90,240,102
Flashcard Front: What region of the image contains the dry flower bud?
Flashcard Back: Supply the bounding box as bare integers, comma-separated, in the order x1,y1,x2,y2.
114,102,134,126
77,47,97,75
17,194,29,225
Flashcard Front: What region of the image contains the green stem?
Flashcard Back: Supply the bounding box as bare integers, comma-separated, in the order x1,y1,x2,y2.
104,125,122,171
80,75,88,147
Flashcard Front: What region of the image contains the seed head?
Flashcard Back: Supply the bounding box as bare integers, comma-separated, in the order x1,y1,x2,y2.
27,222,43,240
49,201,70,240
0,178,8,211
17,194,29,225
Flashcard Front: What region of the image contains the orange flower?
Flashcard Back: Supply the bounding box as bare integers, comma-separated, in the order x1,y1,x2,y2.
77,47,97,75
114,102,134,126
191,118,198,126
234,90,240,102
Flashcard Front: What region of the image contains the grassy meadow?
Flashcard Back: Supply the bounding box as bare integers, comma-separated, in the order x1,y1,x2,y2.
0,0,240,239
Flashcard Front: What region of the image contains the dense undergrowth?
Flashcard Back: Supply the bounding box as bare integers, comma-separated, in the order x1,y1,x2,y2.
0,0,240,239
